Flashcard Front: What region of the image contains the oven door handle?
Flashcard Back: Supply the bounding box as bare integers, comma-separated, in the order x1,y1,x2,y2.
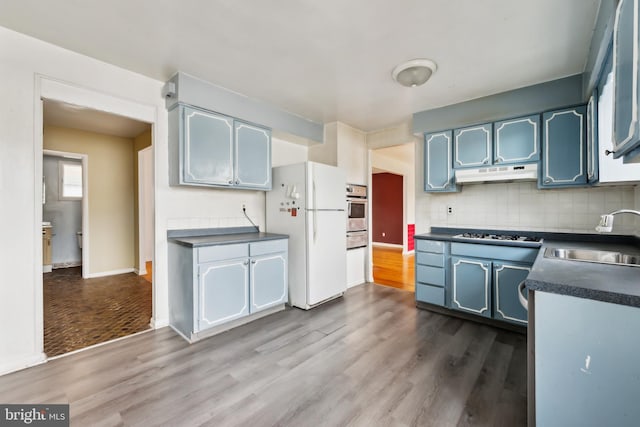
347,201,351,217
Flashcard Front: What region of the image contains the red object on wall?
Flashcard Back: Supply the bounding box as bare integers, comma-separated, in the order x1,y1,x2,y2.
408,224,415,251
372,172,403,245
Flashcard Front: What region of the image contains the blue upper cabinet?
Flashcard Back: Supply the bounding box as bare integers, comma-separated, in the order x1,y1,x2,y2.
612,0,640,159
170,104,272,190
235,121,272,190
424,131,457,192
540,105,587,188
587,93,599,183
493,114,540,165
453,123,492,168
183,105,234,186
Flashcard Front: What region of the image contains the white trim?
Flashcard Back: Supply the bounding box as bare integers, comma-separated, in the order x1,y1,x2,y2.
0,353,47,377
34,76,159,368
454,125,491,167
452,258,489,314
84,268,136,279
495,117,538,163
372,242,403,248
138,145,153,276
494,264,530,324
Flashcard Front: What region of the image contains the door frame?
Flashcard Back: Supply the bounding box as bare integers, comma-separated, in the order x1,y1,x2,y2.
43,149,89,278
137,145,154,276
34,75,158,359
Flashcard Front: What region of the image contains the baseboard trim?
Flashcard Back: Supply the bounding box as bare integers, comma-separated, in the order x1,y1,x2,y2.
85,268,135,278
372,242,403,248
0,352,47,377
134,268,147,276
151,317,170,329
52,261,82,269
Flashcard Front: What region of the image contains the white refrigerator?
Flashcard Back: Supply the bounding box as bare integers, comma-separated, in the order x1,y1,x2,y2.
266,162,347,309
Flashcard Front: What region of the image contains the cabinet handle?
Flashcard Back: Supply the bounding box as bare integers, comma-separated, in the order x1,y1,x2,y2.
544,179,551,184
228,180,233,184
251,260,256,264
244,260,249,265
235,180,239,185
604,149,615,156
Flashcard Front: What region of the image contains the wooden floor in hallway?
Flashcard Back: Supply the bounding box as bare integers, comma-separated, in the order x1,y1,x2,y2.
373,244,415,291
4,283,527,426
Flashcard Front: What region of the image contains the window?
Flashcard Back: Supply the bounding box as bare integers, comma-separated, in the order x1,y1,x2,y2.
59,161,83,200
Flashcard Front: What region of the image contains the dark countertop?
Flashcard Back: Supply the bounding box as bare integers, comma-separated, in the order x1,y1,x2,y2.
526,240,640,307
168,227,288,248
415,227,640,307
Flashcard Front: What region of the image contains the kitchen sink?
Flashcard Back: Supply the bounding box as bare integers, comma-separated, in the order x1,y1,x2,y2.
544,248,640,267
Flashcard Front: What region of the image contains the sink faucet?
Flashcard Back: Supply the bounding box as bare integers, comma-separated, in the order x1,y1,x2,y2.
595,209,640,233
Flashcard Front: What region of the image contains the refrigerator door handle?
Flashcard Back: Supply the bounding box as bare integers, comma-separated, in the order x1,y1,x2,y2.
312,209,317,243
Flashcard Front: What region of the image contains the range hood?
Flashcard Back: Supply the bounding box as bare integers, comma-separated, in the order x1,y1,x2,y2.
455,163,538,184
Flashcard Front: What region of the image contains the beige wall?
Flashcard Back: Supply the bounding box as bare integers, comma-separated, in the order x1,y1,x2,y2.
133,128,152,271
44,125,135,275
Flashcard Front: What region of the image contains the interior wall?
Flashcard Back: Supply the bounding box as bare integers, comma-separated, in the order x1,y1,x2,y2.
43,155,82,267
44,125,135,275
133,127,152,271
372,173,403,244
0,24,169,375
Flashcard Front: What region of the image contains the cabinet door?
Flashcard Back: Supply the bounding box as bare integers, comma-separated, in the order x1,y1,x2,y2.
586,93,599,183
250,252,287,313
424,131,456,192
453,123,492,168
541,105,587,187
450,257,491,318
493,263,530,325
494,115,540,165
235,121,272,189
612,0,640,157
198,258,249,331
182,106,234,186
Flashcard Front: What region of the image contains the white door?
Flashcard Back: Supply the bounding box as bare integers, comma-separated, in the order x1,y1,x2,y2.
307,162,346,209
306,210,347,305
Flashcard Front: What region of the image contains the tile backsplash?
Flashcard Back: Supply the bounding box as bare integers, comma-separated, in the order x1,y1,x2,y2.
417,182,638,234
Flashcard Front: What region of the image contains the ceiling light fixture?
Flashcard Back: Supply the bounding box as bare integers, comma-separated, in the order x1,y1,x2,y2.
392,59,437,88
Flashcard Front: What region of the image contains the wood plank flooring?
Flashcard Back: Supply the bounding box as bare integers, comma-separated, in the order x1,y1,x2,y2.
1,283,526,426
373,245,415,291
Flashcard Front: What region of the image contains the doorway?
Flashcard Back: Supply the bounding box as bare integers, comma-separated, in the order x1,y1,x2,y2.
40,97,154,357
370,143,416,291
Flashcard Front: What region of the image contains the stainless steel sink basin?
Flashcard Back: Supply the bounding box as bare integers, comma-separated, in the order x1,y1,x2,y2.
544,248,640,267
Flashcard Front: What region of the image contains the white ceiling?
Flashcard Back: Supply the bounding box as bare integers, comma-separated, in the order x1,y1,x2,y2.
1,0,601,132
44,99,150,138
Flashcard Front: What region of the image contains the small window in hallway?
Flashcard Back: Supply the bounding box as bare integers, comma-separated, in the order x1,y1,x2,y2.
59,161,82,200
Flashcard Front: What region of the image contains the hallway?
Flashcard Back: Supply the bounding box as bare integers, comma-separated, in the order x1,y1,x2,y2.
372,245,415,292
44,267,152,357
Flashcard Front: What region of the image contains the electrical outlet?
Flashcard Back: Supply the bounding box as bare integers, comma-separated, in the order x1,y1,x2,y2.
447,206,453,215
382,232,386,237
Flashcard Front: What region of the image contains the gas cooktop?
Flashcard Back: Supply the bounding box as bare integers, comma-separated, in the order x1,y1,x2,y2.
454,232,542,243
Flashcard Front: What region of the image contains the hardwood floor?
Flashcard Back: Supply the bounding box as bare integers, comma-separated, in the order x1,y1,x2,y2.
373,245,415,291
2,283,526,426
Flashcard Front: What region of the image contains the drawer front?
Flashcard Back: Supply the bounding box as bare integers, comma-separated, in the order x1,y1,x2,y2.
416,252,445,267
415,239,444,254
416,284,445,306
416,265,445,287
451,242,538,263
249,239,288,256
198,243,248,263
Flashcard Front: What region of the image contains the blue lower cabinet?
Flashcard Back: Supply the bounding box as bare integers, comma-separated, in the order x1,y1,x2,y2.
250,252,287,313
450,257,492,318
541,105,587,188
416,283,445,306
198,258,249,330
493,263,530,325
